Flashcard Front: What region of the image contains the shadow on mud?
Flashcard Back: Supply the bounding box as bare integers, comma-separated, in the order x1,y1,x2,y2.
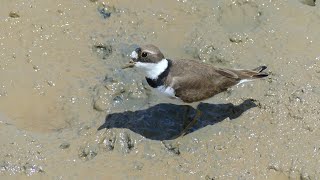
98,99,257,140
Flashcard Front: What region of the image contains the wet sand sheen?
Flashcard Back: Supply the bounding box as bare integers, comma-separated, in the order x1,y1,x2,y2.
0,0,320,179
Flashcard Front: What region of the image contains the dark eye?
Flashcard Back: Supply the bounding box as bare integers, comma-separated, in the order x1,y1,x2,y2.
141,52,148,57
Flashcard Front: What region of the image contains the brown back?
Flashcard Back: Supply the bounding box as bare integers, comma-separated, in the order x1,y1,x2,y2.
165,59,267,103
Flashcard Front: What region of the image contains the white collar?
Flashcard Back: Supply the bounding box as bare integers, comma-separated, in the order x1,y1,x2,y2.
135,59,168,79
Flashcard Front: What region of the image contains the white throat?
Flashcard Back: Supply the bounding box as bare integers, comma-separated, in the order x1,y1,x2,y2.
135,59,168,79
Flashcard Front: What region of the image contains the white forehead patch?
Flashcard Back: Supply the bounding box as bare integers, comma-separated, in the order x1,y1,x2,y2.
130,51,138,59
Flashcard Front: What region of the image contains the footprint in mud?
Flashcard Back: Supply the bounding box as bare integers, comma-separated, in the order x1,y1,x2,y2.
118,132,134,154
78,145,98,161
98,129,117,151
218,0,262,32
0,161,44,176
97,129,134,154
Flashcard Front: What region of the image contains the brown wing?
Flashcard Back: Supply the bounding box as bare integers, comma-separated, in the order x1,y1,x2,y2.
167,59,240,103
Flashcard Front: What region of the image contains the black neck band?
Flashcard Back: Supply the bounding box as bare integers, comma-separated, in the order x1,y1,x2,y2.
145,59,172,88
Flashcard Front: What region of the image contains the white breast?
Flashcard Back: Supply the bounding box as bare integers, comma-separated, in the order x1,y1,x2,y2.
156,85,176,98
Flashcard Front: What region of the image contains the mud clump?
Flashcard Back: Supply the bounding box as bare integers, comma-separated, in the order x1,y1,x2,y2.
97,3,116,19
229,32,249,43
59,142,70,149
9,12,20,18
92,73,150,113
92,43,113,60
22,163,44,176
92,77,126,112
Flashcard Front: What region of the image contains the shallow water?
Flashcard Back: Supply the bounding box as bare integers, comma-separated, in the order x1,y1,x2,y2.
1,0,320,179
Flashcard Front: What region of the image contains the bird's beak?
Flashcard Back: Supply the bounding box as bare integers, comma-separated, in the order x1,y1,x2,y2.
122,59,136,69
122,50,139,69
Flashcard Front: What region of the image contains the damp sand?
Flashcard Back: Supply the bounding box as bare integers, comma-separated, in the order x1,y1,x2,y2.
0,0,320,179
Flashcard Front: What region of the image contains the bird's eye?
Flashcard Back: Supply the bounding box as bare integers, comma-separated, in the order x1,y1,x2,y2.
141,52,148,57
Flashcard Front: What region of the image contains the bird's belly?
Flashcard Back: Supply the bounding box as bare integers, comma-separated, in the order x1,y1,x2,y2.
156,85,176,98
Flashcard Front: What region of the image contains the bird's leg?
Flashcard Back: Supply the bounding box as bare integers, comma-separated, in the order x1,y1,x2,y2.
179,108,202,137
182,106,191,129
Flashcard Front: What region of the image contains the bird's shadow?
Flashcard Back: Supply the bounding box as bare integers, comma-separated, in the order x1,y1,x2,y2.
98,99,257,140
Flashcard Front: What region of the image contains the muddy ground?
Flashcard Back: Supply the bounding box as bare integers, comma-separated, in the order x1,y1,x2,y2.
0,0,320,179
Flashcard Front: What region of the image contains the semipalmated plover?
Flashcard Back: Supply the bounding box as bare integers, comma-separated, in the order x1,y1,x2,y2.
124,44,268,136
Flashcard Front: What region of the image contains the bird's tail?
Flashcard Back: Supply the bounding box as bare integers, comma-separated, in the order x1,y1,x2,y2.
236,65,268,79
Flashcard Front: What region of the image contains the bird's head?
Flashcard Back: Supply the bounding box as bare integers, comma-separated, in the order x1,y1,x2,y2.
123,44,165,69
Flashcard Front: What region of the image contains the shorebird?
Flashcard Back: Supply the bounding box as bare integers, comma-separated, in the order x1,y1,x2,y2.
123,44,268,136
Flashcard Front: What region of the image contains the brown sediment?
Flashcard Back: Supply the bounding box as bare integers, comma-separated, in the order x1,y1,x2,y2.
0,0,320,179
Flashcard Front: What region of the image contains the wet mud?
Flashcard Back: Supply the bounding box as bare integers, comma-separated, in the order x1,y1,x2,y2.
1,0,320,179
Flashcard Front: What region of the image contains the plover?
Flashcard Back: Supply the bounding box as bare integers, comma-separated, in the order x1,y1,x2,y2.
123,44,268,136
